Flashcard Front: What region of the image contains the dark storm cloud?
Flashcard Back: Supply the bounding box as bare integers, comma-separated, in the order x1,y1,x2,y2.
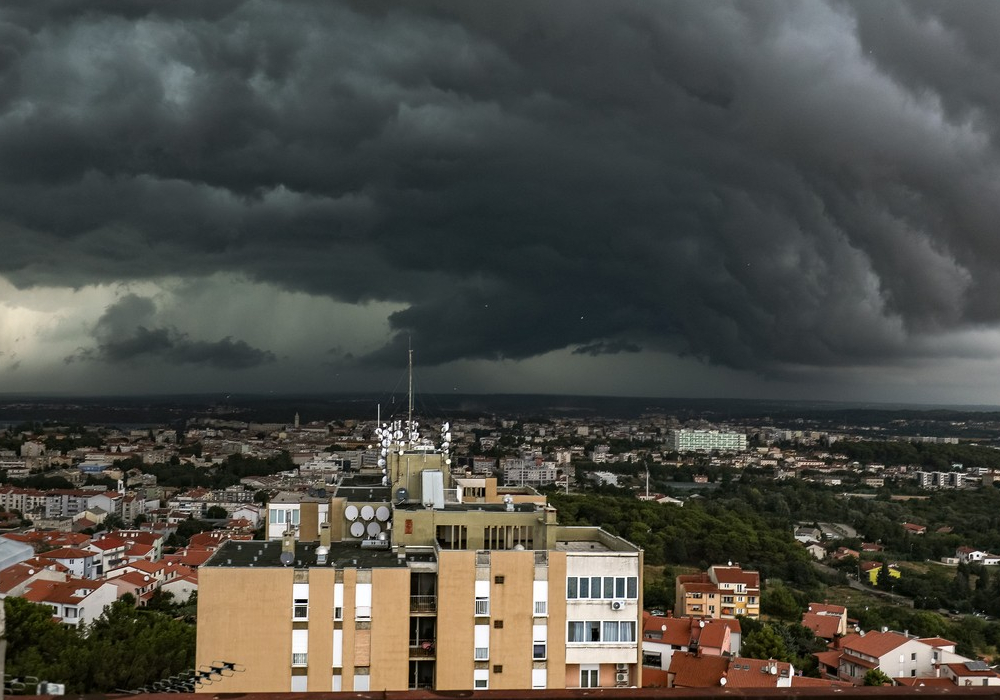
67,294,276,369
2,0,1000,378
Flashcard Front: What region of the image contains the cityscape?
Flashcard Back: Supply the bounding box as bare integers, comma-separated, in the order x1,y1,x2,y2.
3,395,1000,692
4,0,1000,697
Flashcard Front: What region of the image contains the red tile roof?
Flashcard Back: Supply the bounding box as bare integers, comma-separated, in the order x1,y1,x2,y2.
807,603,846,615
802,612,841,639
667,653,729,688
840,630,909,658
725,658,792,688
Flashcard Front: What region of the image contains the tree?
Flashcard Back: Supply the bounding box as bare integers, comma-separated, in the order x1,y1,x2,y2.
204,505,228,519
741,625,791,662
864,669,893,686
762,583,802,621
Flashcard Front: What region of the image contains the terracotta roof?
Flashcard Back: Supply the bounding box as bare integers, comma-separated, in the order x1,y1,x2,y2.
814,650,844,669
944,663,999,678
667,653,729,688
112,571,157,588
89,535,127,551
791,676,852,687
725,658,792,688
918,637,956,648
840,631,909,659
802,613,841,639
895,677,955,687
697,621,730,649
38,547,95,560
163,548,215,567
808,603,846,615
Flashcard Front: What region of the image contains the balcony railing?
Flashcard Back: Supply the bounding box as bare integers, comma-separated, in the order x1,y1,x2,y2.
409,641,436,658
410,595,437,613
475,598,490,616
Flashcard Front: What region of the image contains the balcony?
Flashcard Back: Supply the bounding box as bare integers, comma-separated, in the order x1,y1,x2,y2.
409,641,436,659
410,595,437,613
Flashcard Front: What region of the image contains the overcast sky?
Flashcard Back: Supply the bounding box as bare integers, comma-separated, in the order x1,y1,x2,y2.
2,1,1000,404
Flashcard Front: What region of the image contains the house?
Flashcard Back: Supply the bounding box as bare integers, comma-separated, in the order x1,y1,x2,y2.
832,547,860,561
641,614,739,686
803,541,826,560
901,522,926,535
22,576,118,627
160,568,198,603
108,570,160,605
956,546,1000,566
860,560,901,585
793,526,822,543
801,603,847,640
939,661,1000,686
0,558,68,598
815,630,938,685
36,547,98,579
666,653,794,689
86,534,128,575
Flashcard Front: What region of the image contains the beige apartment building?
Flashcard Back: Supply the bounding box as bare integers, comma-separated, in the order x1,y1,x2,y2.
198,442,642,692
674,564,759,620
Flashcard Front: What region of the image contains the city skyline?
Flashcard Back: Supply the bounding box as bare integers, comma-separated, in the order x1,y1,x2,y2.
3,1,1000,404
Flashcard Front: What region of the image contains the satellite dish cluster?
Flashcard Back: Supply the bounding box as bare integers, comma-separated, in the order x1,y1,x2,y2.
346,501,391,539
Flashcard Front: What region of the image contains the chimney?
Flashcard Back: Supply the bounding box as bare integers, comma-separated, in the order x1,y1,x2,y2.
282,527,295,557
320,521,331,549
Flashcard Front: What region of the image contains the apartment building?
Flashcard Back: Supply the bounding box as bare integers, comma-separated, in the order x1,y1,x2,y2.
198,438,642,692
675,565,759,620
669,430,747,453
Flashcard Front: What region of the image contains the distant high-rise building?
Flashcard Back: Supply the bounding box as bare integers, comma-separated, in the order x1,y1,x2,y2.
669,429,747,453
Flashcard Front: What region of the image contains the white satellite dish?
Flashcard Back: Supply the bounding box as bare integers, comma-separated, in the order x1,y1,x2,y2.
361,505,375,521
279,551,294,566
375,506,390,522
349,521,365,538
345,505,359,521
367,521,381,537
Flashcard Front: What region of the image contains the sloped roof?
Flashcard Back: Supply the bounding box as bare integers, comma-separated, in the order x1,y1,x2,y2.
725,658,792,688
841,630,909,658
802,612,841,639
667,653,729,688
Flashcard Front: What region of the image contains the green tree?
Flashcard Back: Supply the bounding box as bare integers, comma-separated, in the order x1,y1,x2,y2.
864,669,893,686
741,625,791,662
762,583,802,621
204,505,228,519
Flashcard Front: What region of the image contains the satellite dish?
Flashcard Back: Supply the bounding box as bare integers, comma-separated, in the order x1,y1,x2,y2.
367,521,381,537
361,505,375,521
315,546,329,557
350,521,365,538
661,625,667,632
375,506,390,522
770,666,777,675
396,488,409,502
699,620,705,628
345,505,359,521
279,551,294,566
377,531,388,541
719,677,727,686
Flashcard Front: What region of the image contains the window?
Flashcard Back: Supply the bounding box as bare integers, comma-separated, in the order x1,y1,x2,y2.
475,597,490,616
494,575,505,584
475,647,489,660
911,653,917,661
643,651,662,667
293,599,308,620
565,576,639,600
292,653,308,666
603,621,619,642
334,607,343,621
533,643,546,660
567,620,636,644
493,665,503,674
493,620,504,629
567,578,578,599
535,600,547,615
580,668,599,688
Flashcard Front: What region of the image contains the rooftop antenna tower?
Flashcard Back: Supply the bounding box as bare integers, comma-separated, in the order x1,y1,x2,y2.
407,338,414,447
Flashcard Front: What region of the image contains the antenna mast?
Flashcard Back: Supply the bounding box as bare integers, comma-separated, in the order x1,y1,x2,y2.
407,339,413,445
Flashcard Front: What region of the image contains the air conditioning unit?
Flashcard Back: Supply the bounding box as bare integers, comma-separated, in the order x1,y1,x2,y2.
616,672,629,684
610,600,625,611
616,663,629,671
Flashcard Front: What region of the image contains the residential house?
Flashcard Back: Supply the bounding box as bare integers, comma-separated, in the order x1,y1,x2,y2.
815,630,938,685
23,576,118,627
801,603,847,641
860,561,901,586
37,547,98,579
641,614,739,687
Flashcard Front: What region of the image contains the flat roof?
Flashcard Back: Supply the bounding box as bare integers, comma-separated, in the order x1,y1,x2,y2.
204,540,407,569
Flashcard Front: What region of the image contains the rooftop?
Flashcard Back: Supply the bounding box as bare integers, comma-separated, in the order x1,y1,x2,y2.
204,540,409,569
